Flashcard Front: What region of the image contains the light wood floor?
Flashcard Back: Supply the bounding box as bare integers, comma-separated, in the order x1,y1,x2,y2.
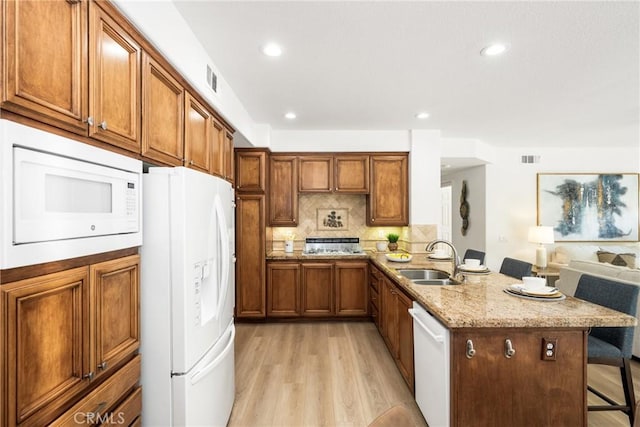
229,321,640,427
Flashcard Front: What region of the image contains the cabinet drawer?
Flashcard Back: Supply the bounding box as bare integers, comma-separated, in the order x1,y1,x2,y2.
51,355,140,426
100,386,141,426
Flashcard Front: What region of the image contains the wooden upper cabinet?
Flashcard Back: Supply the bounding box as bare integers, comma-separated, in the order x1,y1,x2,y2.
2,0,88,135
223,130,235,182
2,267,90,426
269,155,298,226
90,255,140,382
335,155,369,193
298,154,369,193
141,53,184,165
299,156,333,192
89,2,141,153
210,118,225,178
368,155,409,226
236,150,267,193
184,92,211,173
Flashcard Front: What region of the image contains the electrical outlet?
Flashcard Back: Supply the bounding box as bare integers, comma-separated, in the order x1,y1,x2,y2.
541,338,557,361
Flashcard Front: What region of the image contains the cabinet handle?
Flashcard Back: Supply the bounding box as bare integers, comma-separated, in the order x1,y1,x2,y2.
371,218,375,222
189,160,194,165
466,339,476,359
505,339,516,358
83,116,94,126
82,371,94,381
97,361,108,370
98,121,108,130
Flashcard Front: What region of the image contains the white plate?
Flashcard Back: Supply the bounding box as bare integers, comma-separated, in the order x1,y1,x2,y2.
429,254,450,259
459,264,488,272
385,253,413,262
509,284,558,296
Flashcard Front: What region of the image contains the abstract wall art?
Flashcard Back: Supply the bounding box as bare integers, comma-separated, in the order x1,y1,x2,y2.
537,173,639,242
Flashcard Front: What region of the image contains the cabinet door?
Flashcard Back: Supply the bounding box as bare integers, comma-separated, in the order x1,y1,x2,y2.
141,53,184,165
210,117,225,178
395,289,414,392
184,92,211,173
299,156,333,192
236,195,266,318
236,150,267,193
223,130,235,182
267,263,300,317
335,262,368,316
90,255,140,382
335,155,369,193
380,277,397,352
2,267,90,427
368,155,409,225
301,263,334,316
2,0,88,135
269,156,298,226
89,2,141,152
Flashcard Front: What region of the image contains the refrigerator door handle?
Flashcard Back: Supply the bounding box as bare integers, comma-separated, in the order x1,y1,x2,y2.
215,196,230,316
191,325,235,385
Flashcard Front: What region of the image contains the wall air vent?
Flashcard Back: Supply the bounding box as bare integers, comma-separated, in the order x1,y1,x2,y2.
521,155,540,164
206,65,217,93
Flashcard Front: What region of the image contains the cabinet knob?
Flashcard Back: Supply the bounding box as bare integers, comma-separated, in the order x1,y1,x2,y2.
98,121,108,130
97,361,108,370
466,339,476,359
189,160,194,165
505,339,516,358
371,218,375,222
83,116,94,126
82,371,94,381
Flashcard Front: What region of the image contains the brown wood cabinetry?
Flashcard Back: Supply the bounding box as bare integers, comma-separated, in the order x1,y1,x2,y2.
451,329,586,426
236,150,267,193
335,261,369,316
369,266,381,329
1,0,88,135
89,1,141,152
1,254,140,426
368,155,409,226
223,130,235,182
267,262,301,317
184,92,211,173
269,155,298,226
301,263,334,316
210,118,226,178
235,194,266,318
378,271,414,392
141,53,184,165
298,154,369,193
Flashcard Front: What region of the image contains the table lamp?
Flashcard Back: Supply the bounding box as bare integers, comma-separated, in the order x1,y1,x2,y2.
528,226,555,268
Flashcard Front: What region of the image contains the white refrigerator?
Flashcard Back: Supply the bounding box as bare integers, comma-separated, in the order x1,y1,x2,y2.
140,167,235,426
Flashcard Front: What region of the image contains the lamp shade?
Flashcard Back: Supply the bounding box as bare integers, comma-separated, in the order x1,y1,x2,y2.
528,226,555,244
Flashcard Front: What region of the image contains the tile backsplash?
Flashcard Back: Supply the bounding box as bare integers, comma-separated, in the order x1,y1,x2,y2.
269,193,437,252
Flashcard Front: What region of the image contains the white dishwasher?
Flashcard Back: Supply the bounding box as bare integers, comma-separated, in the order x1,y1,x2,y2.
409,301,450,427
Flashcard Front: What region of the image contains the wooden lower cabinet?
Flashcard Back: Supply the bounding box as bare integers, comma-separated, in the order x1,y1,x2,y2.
335,262,369,316
1,254,141,427
267,263,301,317
451,328,586,426
301,263,334,316
378,272,414,392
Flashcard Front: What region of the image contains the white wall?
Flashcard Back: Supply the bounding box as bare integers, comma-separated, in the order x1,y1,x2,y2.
269,130,410,152
409,130,442,225
111,0,270,147
483,146,640,270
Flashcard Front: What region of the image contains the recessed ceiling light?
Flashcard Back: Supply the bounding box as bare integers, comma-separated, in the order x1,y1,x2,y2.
284,112,296,119
480,43,508,57
415,112,430,119
262,42,282,57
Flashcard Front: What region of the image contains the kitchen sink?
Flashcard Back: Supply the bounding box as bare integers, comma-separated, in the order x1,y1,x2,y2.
413,278,454,286
397,269,450,281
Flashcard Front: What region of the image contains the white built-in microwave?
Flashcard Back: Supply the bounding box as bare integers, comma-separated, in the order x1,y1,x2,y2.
1,120,142,269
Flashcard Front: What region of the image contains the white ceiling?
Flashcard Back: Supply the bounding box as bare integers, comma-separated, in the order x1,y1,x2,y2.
174,1,639,148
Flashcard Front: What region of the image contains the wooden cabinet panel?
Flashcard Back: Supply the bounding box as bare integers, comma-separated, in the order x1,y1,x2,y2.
299,156,333,192
396,289,414,392
335,262,368,316
267,263,300,317
301,263,334,316
223,130,234,182
335,155,369,193
210,118,225,178
2,267,90,426
368,155,409,225
141,53,184,165
236,195,266,318
89,2,141,152
236,150,266,193
2,0,88,135
184,92,211,173
380,277,396,351
90,255,140,382
451,329,586,426
269,155,298,226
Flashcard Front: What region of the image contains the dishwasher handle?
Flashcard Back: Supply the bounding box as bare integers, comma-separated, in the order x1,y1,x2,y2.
408,308,444,343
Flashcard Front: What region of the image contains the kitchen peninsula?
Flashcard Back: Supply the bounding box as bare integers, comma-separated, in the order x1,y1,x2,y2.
266,250,636,426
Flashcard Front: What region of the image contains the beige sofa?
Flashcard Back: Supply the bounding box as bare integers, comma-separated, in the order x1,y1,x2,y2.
550,244,640,269
555,260,640,357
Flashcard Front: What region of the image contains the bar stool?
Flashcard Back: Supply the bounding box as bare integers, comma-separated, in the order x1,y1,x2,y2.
463,249,485,265
499,257,532,280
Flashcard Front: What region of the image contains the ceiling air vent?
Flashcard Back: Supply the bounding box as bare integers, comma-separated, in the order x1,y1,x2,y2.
521,155,540,164
206,65,217,93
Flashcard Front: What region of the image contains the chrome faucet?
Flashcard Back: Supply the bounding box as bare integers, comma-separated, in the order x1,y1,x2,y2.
426,239,461,278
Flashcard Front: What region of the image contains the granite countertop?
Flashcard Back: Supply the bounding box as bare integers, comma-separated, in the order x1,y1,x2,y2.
266,250,637,329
